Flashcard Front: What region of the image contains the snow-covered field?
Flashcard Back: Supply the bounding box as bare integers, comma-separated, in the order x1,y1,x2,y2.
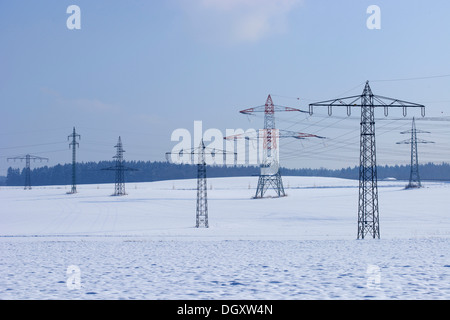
1,176,449,299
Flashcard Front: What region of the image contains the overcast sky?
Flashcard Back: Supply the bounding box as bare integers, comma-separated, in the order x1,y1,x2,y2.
1,0,450,176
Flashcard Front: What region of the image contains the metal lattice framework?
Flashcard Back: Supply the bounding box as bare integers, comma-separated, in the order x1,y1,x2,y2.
309,81,426,239
166,140,236,228
102,136,137,196
7,154,49,190
68,127,81,194
396,117,434,189
232,94,325,198
196,141,208,228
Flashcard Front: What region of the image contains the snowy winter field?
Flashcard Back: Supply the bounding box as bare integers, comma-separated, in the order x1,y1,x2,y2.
1,176,450,299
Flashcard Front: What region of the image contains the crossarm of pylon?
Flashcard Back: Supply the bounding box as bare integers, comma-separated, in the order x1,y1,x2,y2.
7,155,49,162
373,95,425,117
400,129,431,134
308,95,361,116
309,94,425,117
240,105,308,115
69,143,79,148
223,130,326,140
372,95,425,108
396,139,434,145
308,95,362,107
166,147,237,163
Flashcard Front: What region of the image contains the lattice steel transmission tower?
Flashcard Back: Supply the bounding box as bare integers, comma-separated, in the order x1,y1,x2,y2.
102,137,137,196
166,139,236,228
309,81,425,239
7,154,49,190
195,140,208,228
396,117,434,189
68,127,81,194
233,94,324,198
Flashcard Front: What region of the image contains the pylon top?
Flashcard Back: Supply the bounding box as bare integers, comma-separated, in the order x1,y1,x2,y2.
239,95,308,115
265,94,274,106
397,117,434,143
363,81,373,96
102,137,137,172
115,136,124,150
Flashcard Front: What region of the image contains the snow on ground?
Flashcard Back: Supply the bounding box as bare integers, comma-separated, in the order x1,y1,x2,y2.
1,176,449,299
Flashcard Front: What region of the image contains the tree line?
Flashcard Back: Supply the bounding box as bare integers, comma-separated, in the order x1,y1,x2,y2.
3,161,450,187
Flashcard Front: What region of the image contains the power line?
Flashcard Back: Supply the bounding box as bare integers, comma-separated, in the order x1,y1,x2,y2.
372,73,450,82
271,82,367,103
0,142,66,150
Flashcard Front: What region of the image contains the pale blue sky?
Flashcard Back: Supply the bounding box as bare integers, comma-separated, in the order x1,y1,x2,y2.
1,0,450,176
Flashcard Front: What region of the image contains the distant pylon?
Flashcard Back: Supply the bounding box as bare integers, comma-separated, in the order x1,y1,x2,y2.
7,154,49,190
68,127,81,194
102,137,137,196
166,139,236,228
396,117,434,189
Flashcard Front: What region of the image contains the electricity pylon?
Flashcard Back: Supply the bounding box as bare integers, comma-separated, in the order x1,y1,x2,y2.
7,154,49,190
68,127,81,194
196,141,208,228
396,117,434,189
102,136,137,196
229,94,325,198
166,139,236,228
309,81,425,239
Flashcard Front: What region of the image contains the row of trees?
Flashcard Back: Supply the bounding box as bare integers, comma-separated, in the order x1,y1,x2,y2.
4,161,259,186
283,163,450,181
4,161,450,187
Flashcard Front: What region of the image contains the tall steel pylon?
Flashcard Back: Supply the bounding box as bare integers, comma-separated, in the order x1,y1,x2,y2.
68,127,81,194
309,81,426,239
102,137,137,196
231,94,325,198
166,139,236,228
196,140,208,228
7,154,49,190
396,117,434,189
